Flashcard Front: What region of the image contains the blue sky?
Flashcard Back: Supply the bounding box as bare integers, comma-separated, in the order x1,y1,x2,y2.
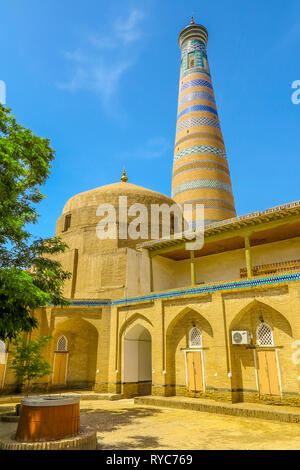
1,0,300,239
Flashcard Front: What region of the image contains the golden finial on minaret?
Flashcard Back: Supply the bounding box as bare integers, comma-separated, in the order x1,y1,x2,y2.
121,169,128,182
191,16,195,24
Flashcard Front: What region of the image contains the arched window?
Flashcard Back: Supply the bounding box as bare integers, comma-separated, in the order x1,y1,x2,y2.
257,323,274,346
57,335,68,352
189,53,195,69
189,327,202,348
64,214,71,232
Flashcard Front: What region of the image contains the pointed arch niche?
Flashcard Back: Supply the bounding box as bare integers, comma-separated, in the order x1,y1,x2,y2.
165,307,213,396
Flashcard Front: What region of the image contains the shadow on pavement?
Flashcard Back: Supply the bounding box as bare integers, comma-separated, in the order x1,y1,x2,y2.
81,406,162,434
98,434,163,450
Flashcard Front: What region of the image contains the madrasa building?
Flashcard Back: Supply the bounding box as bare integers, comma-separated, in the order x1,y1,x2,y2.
1,18,300,405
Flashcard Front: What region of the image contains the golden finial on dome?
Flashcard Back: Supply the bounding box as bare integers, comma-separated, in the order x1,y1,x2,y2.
121,168,128,182
191,16,194,24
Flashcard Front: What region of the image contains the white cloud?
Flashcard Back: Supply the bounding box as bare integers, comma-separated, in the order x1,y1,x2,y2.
63,49,94,63
271,15,300,52
58,57,133,103
282,20,300,46
120,137,171,160
58,8,146,110
115,9,145,44
91,60,134,102
87,33,116,50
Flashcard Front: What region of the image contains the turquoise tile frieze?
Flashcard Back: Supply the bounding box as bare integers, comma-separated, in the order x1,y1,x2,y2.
176,117,221,133
178,91,215,107
174,145,227,162
67,273,300,307
182,39,206,54
178,105,218,119
181,68,211,79
181,46,206,57
178,197,236,211
180,79,213,93
181,63,208,74
70,300,111,306
172,179,234,197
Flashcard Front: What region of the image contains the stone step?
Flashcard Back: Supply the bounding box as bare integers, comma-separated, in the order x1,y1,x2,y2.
134,396,300,424
69,393,124,401
0,391,124,405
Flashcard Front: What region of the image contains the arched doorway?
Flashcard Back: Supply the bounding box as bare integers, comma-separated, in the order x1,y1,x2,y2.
230,301,292,402
52,317,98,389
165,307,213,397
123,324,152,396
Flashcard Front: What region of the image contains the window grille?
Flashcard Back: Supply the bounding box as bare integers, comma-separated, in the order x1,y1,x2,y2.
0,341,5,353
57,336,68,352
189,327,202,348
257,323,273,346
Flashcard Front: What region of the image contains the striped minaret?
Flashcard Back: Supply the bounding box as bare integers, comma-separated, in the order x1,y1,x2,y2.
172,18,236,227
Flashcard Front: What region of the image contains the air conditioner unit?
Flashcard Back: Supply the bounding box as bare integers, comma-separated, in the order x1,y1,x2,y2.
232,331,250,345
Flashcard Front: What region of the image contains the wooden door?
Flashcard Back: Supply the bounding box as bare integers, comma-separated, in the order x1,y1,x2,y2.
256,350,280,396
0,364,5,388
53,352,68,385
186,351,203,392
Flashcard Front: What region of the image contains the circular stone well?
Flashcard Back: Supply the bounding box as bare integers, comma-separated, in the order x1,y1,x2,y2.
15,395,80,442
0,429,97,450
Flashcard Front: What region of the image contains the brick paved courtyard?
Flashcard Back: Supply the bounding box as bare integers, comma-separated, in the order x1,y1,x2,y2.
1,398,300,450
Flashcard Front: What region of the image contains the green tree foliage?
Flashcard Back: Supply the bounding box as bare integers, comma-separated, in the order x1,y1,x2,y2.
9,335,52,395
0,105,71,341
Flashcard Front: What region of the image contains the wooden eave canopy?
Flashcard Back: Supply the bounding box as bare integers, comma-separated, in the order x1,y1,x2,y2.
137,201,300,261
